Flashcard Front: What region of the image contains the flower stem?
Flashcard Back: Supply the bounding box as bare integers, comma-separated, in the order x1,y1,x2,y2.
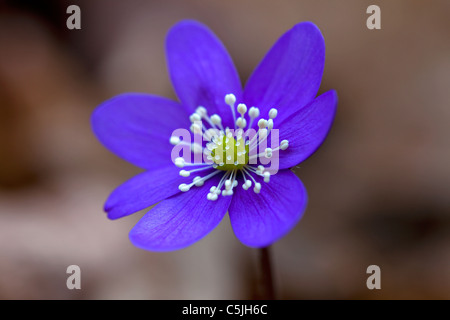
257,246,275,299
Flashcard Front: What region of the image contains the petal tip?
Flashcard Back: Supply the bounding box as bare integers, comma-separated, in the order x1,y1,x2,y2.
166,19,209,41
291,21,325,40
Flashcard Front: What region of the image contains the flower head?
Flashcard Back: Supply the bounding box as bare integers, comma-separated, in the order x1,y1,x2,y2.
92,20,337,251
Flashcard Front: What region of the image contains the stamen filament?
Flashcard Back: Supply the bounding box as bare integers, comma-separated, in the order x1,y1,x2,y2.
225,94,237,129
179,165,215,177
179,170,221,192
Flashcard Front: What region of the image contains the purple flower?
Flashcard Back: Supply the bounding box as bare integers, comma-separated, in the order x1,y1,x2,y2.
91,20,337,251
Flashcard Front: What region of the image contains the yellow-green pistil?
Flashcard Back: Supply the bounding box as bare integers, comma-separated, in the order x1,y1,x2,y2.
211,135,249,171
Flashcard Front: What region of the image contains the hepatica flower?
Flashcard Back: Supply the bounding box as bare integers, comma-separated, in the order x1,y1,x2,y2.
92,20,337,251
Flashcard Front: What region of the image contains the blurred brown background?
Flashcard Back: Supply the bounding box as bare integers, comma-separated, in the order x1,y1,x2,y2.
0,0,449,299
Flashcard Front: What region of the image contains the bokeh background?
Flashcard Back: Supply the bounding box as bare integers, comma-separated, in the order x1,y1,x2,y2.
0,0,449,299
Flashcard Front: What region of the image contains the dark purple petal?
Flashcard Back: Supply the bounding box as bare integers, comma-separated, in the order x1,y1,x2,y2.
277,90,337,170
91,93,190,170
166,20,242,127
105,165,193,220
229,170,307,247
129,174,231,251
243,22,325,124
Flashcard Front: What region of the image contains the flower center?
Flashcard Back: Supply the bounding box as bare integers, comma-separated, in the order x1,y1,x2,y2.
210,134,249,171
170,93,289,201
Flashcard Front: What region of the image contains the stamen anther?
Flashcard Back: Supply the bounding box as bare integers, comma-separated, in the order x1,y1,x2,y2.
225,94,236,106
190,123,202,134
211,114,222,126
190,113,201,122
175,157,185,168
249,107,260,119
170,136,180,145
280,139,289,150
269,108,278,119
180,170,190,177
237,103,247,115
196,106,207,117
179,184,190,192
258,119,268,129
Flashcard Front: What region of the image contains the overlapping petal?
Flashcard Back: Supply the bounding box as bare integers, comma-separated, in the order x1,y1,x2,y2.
244,22,325,125
129,174,231,251
91,93,190,170
277,90,337,170
105,165,197,220
166,20,242,128
228,170,307,247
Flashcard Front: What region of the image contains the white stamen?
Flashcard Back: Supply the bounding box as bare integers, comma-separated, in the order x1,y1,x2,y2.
248,107,260,119
246,106,260,131
225,93,237,129
242,177,252,190
207,193,218,201
179,184,190,192
190,123,203,134
180,170,190,177
196,106,207,117
175,157,185,168
225,93,236,106
180,164,215,177
280,139,289,150
269,108,278,119
236,117,247,128
248,166,263,175
215,171,232,195
237,103,247,115
222,189,234,196
258,128,268,140
265,148,273,158
170,136,180,145
193,176,204,186
242,166,259,187
181,170,221,195
258,119,268,129
253,182,262,193
211,114,222,126
263,171,271,183
190,113,201,122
